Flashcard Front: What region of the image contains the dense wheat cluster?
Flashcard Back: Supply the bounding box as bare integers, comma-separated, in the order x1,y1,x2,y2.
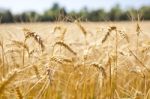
0,21,150,99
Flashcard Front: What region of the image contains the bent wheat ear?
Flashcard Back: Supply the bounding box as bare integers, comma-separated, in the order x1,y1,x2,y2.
54,41,77,55
91,63,107,79
74,20,87,36
110,26,117,30
118,30,130,43
102,26,117,43
23,28,45,51
50,57,63,64
102,30,110,43
50,56,72,64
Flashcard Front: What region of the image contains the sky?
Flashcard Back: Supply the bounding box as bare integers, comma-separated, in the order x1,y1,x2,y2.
0,0,150,14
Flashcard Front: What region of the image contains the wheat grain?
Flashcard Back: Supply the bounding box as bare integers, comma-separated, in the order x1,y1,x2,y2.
15,87,23,99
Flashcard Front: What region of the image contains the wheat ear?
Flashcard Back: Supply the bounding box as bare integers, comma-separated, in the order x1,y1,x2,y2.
53,41,77,55
91,63,107,79
23,28,45,51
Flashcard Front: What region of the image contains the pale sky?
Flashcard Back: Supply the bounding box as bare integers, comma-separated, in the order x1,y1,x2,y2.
0,0,150,14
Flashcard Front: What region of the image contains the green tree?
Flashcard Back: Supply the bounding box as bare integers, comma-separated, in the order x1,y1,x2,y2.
25,11,40,22
108,4,122,21
87,9,107,21
140,6,150,20
44,3,61,21
0,10,13,23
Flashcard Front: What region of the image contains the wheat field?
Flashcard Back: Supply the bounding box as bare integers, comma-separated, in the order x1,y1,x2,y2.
0,21,150,99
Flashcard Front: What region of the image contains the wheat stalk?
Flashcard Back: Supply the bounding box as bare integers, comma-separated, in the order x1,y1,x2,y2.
33,65,41,79
128,48,150,72
0,69,18,95
10,40,30,55
0,40,5,77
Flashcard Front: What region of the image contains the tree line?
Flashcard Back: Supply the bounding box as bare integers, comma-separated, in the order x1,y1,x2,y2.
0,3,150,23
